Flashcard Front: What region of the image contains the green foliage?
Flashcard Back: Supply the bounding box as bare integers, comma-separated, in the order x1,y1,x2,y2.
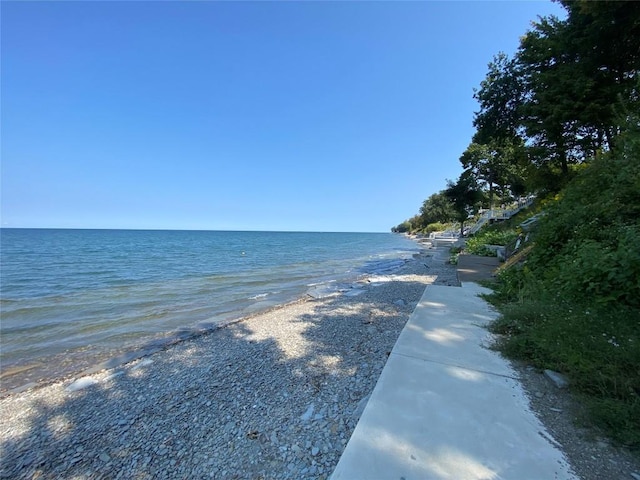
392,192,457,234
487,124,640,447
423,222,450,234
460,142,512,206
528,136,640,308
419,192,456,226
473,52,524,143
482,264,535,306
448,246,463,265
466,244,496,257
489,301,640,447
444,171,483,235
391,221,412,233
547,231,640,307
465,228,518,256
466,2,640,194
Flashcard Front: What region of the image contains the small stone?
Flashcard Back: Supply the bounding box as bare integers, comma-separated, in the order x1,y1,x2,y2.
300,404,315,422
20,453,35,467
99,453,111,462
66,377,99,392
629,472,640,480
311,446,319,456
131,358,153,371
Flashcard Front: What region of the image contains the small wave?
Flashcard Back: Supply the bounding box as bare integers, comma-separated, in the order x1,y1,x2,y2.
360,258,407,275
307,285,339,299
249,293,269,300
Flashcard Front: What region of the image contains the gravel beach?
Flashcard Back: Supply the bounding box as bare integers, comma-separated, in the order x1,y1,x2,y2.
0,245,456,480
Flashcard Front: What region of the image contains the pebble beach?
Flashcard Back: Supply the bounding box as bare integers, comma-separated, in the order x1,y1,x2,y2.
0,245,458,480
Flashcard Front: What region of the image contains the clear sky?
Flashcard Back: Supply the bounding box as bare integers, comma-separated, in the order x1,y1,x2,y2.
1,1,565,233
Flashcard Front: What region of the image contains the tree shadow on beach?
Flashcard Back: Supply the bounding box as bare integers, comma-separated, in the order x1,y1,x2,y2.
0,269,439,479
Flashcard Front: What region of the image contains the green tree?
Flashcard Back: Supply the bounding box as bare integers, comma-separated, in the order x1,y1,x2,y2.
470,53,530,199
391,221,412,233
419,191,456,226
473,52,524,144
444,171,483,236
517,15,579,177
516,1,640,180
557,0,640,151
459,141,521,209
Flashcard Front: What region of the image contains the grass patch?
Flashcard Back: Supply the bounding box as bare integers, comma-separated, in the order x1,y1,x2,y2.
449,246,463,265
488,296,640,448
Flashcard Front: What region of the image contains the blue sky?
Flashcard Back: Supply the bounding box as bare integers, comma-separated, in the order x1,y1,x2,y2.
2,1,565,232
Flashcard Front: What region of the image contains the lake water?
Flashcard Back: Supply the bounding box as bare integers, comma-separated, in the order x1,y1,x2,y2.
0,229,419,384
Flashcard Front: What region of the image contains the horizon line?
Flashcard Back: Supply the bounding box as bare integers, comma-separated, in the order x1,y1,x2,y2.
0,226,392,234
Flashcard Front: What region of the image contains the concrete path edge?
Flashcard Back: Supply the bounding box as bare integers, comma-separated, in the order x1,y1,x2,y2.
331,282,577,480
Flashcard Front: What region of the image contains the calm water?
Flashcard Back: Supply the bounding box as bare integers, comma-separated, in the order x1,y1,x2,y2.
0,229,418,382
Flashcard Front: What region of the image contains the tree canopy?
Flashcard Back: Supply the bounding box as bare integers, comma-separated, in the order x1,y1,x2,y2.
393,1,640,233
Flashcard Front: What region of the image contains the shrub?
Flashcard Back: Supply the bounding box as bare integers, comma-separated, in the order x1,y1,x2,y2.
423,222,451,234
466,228,519,256
448,246,463,265
527,138,640,308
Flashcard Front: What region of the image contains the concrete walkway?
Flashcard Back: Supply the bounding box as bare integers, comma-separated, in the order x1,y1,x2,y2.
456,254,501,283
331,282,577,480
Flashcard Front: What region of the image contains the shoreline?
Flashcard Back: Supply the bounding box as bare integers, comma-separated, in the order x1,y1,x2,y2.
0,296,311,397
0,246,456,479
1,230,421,391
0,252,424,396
